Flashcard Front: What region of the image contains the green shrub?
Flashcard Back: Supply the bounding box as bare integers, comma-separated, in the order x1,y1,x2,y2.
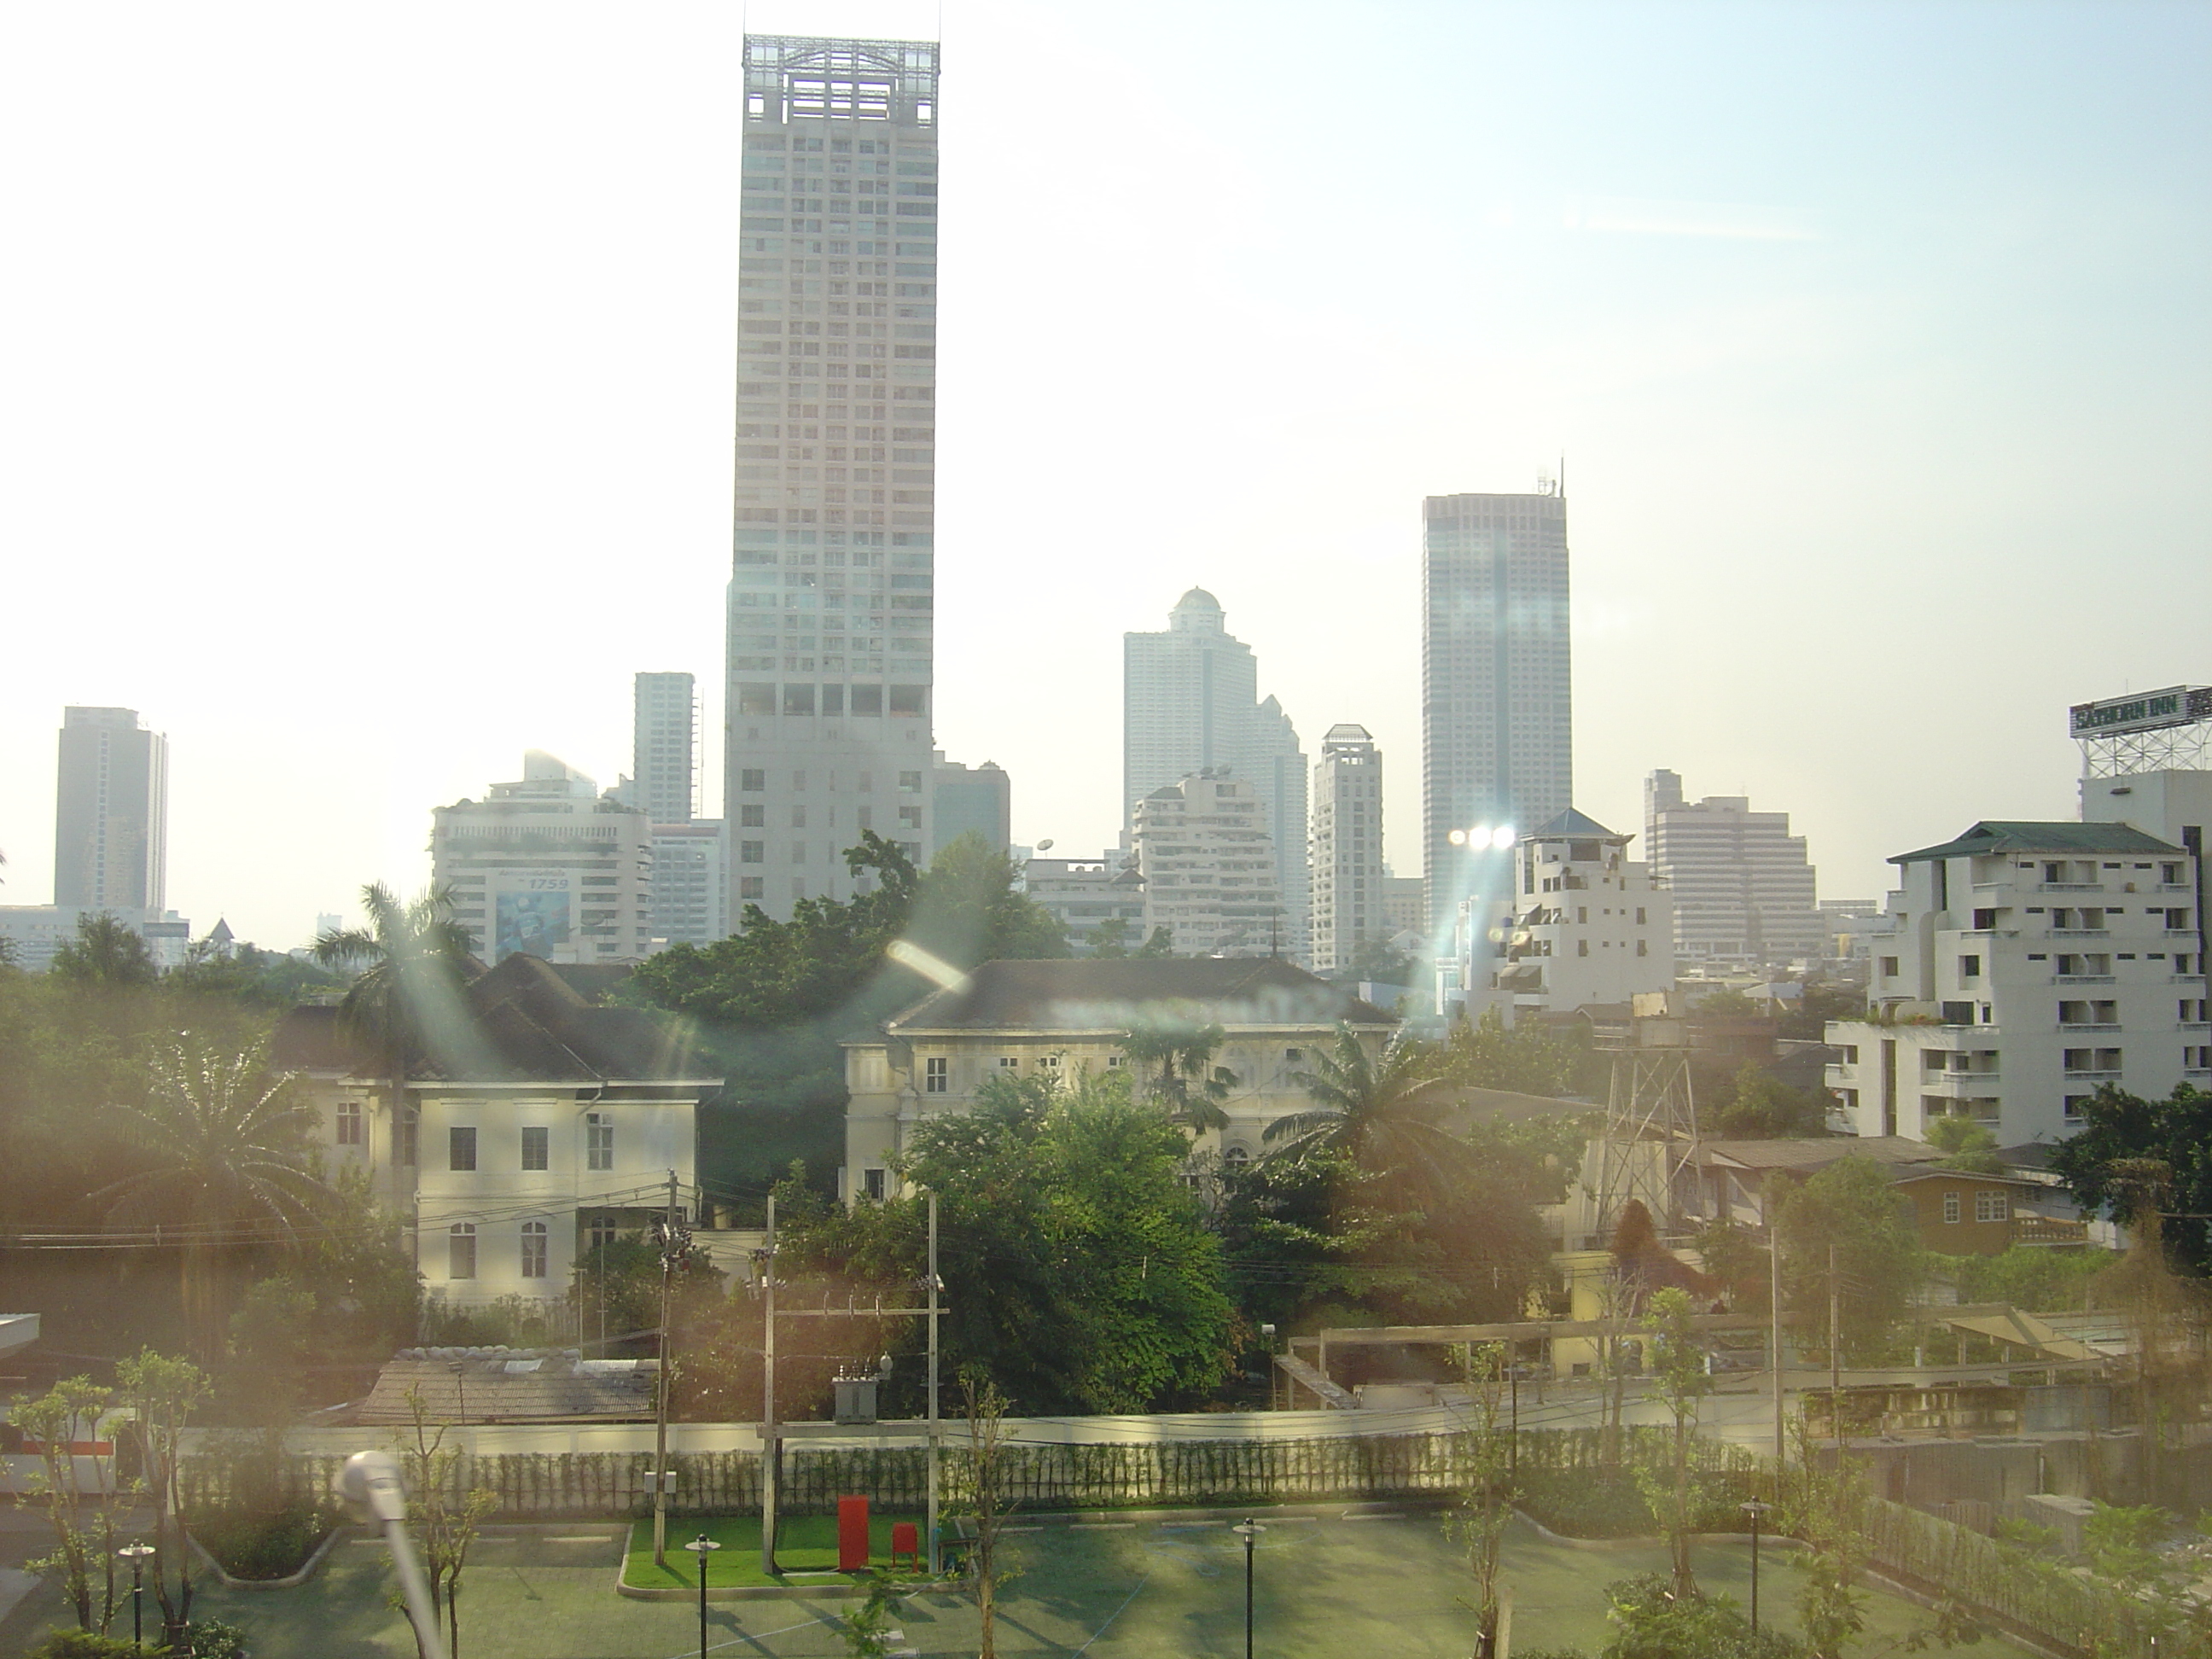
191,1500,331,1579
181,1619,249,1659
26,1633,140,1659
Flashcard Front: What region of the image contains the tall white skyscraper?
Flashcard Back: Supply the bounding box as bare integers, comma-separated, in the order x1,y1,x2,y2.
1422,487,1573,935
54,706,168,914
633,672,698,827
725,33,940,919
1310,725,1386,974
1644,769,1823,966
1124,590,1309,959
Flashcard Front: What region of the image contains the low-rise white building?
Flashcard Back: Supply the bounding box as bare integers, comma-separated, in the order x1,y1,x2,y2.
1021,853,1147,954
275,954,720,1309
841,958,1396,1201
1444,810,1674,1021
1825,820,2205,1149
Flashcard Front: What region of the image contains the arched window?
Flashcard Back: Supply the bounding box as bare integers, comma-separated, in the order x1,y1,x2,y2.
521,1221,549,1279
1223,1144,1253,1167
449,1224,477,1279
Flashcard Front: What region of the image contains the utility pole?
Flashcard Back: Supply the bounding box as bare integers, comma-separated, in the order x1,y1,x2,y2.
1770,1222,1785,1470
925,1191,942,1576
760,1192,779,1578
652,1170,685,1568
1827,1240,1842,1448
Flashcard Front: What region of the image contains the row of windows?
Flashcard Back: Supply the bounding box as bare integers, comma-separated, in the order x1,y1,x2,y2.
918,1048,1307,1093
1938,1191,2008,1225
341,1108,616,1173
738,765,925,791
448,1222,548,1279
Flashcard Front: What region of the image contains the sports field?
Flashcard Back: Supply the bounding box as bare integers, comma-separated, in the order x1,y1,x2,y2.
9,1511,2036,1657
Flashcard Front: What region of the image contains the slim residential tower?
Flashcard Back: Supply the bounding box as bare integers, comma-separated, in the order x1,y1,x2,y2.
726,34,940,919
1421,486,1573,934
54,706,168,914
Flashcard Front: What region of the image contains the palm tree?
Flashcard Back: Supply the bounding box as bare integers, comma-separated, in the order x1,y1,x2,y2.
1120,1016,1237,1132
1262,1026,1461,1207
95,1039,333,1355
313,883,477,1232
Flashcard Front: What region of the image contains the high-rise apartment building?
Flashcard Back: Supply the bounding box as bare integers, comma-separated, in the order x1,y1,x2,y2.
1422,488,1573,937
54,706,168,913
1310,725,1386,974
725,33,940,920
633,672,698,827
1124,590,1308,959
1644,770,1825,967
1132,773,1284,958
434,754,654,964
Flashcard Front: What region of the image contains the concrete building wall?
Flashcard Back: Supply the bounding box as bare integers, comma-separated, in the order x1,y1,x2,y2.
1311,725,1386,974
632,672,698,828
725,32,940,921
1132,774,1284,958
1644,769,1824,967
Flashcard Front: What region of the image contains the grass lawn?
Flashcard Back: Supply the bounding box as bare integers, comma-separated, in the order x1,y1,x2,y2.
622,1511,920,1590
5,1512,2049,1657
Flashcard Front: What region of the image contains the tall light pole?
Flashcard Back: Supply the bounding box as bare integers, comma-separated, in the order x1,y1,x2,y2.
117,1542,154,1648
652,1172,691,1569
1231,1517,1266,1659
1740,1499,1772,1633
334,1450,448,1659
925,1191,942,1576
684,1532,720,1659
758,1191,780,1578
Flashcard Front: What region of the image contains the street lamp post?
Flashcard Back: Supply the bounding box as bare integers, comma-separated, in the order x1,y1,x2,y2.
1231,1517,1266,1659
117,1542,154,1648
684,1533,721,1659
1740,1499,1773,1633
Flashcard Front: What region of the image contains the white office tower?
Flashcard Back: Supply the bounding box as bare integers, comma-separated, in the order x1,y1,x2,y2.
1422,487,1573,939
1132,773,1284,958
54,706,168,914
633,672,699,827
1643,769,1825,969
726,32,940,919
1825,821,2202,1147
1124,590,1309,959
1311,725,1386,974
1445,811,1673,1021
433,753,655,963
649,822,729,946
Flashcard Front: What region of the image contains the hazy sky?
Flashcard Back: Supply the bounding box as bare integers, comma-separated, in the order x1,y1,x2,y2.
3,0,2207,946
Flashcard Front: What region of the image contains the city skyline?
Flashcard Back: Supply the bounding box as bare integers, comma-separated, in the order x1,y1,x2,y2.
2,1,2207,946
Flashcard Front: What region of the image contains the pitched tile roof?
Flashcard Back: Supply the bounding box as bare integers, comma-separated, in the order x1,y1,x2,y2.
881,958,1397,1035
271,953,719,1086
358,1349,656,1424
1697,1136,1946,1173
1892,820,2183,864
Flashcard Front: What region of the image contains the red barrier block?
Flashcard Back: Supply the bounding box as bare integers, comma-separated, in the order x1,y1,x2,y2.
890,1521,920,1568
838,1494,871,1571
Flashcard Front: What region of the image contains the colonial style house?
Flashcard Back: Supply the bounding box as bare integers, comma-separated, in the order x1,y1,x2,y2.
841,958,1397,1202
1691,1137,2055,1256
273,953,721,1309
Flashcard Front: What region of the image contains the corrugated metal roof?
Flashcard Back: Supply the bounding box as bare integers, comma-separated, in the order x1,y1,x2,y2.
358,1352,657,1424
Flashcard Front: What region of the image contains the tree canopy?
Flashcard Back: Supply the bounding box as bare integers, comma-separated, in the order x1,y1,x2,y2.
2049,1083,2212,1274
1771,1155,1924,1363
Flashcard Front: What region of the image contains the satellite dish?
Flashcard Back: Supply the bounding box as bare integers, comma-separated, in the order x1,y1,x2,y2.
1035,838,1054,851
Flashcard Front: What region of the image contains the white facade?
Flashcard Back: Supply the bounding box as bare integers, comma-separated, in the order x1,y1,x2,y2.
841,959,1396,1198
434,753,655,964
1022,853,1147,953
1445,810,1673,1020
633,672,699,829
1311,725,1387,974
724,33,940,922
1422,490,1573,937
1826,821,2205,1148
649,821,729,947
1123,590,1309,961
1132,773,1284,958
282,957,719,1309
1644,770,1824,968
0,905,193,974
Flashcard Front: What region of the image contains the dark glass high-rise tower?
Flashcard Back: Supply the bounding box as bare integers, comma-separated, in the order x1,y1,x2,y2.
725,34,940,919
54,705,167,913
1421,488,1573,934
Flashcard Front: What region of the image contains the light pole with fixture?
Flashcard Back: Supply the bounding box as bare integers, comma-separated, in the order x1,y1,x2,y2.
1231,1517,1266,1659
684,1532,720,1659
117,1542,154,1648
1740,1499,1773,1633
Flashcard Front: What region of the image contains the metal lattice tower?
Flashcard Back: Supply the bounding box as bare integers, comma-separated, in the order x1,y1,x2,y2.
2073,687,2212,777
1593,1023,1701,1243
